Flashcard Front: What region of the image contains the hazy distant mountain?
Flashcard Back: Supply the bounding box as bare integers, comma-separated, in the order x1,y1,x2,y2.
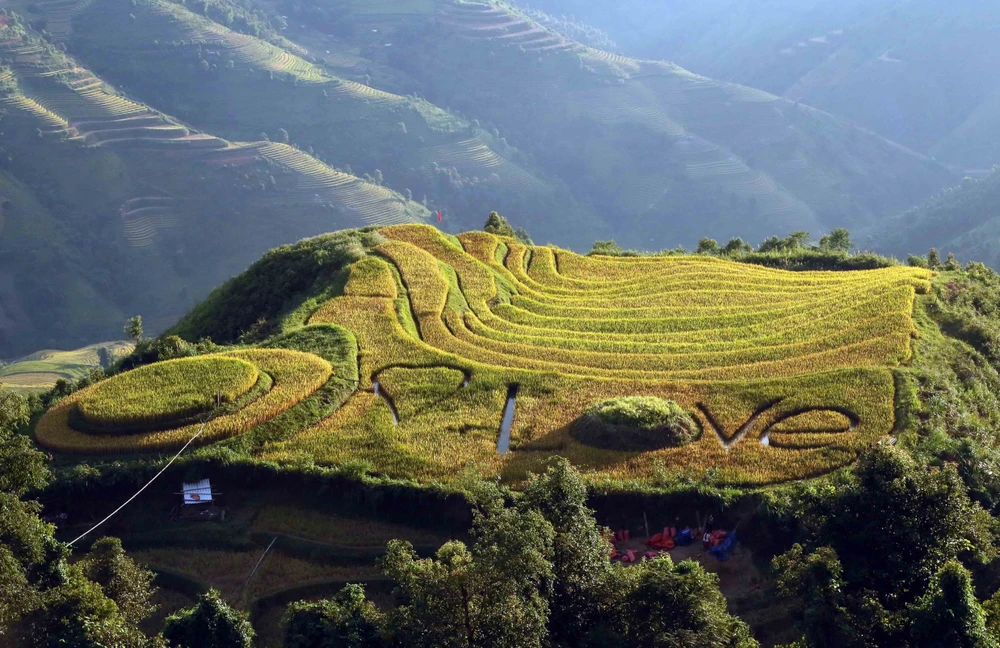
527,0,1000,170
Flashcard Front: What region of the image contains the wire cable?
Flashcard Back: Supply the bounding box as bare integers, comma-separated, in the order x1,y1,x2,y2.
67,419,209,547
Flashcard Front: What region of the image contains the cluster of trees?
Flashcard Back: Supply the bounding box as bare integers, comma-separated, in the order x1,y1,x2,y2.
484,211,533,245
283,459,754,648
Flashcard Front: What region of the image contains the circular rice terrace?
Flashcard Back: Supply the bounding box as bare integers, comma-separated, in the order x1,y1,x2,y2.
35,350,331,454
265,224,933,488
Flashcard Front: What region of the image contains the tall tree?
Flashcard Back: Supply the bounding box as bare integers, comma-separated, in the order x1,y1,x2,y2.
380,495,554,648
163,589,255,648
520,458,613,646
819,228,853,252
910,560,997,648
79,537,157,627
773,545,857,648
283,583,385,648
623,555,757,648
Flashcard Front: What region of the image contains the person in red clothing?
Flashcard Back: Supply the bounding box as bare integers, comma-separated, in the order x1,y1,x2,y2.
702,515,715,550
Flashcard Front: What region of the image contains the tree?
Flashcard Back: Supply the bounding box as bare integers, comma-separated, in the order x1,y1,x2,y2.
163,589,255,648
945,253,962,271
773,545,857,648
819,228,853,252
79,537,157,627
520,458,612,645
283,584,384,648
16,565,151,648
623,556,757,648
589,240,624,256
722,237,752,255
910,560,996,648
697,238,719,255
760,231,810,253
380,496,554,648
0,391,48,497
483,211,516,238
928,248,942,269
124,315,144,343
275,128,289,144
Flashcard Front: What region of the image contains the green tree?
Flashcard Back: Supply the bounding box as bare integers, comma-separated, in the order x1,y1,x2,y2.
16,565,151,648
520,458,612,645
163,589,255,648
774,545,857,648
928,248,942,269
79,537,157,627
0,391,48,497
945,253,962,271
722,237,752,255
125,315,144,343
697,238,719,255
622,555,757,647
819,228,853,252
380,497,554,648
283,583,384,648
589,240,624,256
910,560,996,648
275,128,289,144
484,211,516,238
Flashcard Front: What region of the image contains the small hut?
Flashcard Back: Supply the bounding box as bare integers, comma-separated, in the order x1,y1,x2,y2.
176,478,224,520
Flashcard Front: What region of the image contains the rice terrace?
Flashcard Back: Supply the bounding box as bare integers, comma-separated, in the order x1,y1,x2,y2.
34,224,933,489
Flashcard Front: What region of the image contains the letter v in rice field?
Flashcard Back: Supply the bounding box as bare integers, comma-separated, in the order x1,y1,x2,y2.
256,224,932,488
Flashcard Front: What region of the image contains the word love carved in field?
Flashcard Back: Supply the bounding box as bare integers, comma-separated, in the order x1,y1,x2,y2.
696,400,860,451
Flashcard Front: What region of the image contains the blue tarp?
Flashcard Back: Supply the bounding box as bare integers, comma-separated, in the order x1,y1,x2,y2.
709,531,738,561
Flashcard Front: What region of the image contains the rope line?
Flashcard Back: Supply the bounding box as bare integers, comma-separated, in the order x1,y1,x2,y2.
67,419,209,547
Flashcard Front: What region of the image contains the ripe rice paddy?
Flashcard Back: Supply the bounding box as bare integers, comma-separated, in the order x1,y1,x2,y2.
34,223,931,489
263,224,931,487
35,349,331,453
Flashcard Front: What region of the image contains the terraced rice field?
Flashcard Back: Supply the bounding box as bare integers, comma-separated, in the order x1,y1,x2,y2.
261,224,931,487
254,143,421,225
35,349,332,453
418,134,549,194
435,2,578,54
33,223,932,488
1,341,133,393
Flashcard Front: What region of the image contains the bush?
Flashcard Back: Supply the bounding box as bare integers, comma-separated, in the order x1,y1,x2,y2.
573,397,698,450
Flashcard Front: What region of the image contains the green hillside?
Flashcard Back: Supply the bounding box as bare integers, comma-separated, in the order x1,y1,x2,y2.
59,0,592,246
255,0,953,248
0,340,133,393
0,17,428,356
867,170,1000,268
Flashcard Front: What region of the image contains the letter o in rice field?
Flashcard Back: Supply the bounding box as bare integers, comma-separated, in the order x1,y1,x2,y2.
35,349,333,454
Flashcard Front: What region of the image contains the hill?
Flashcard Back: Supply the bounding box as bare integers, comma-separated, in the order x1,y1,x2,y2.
13,0,954,248
529,0,1000,171
0,340,132,392
34,223,934,489
867,169,1000,268
0,17,428,356
253,0,953,248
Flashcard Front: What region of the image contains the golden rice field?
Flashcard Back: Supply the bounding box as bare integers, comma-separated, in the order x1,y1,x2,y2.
35,349,331,453
262,224,932,487
33,223,931,488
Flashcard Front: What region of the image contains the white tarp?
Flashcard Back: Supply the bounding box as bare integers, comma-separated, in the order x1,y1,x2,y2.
182,478,212,505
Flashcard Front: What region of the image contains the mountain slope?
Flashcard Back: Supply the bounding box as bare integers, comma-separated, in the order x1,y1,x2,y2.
527,0,1000,171
868,170,1000,268
0,18,428,356
56,0,597,246
370,1,951,247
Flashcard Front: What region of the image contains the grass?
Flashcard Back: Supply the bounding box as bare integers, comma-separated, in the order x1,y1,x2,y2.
254,223,931,487
74,356,259,432
251,506,452,548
